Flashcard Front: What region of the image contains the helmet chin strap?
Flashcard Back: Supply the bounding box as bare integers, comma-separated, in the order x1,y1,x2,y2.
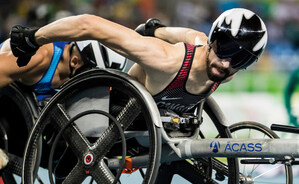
208,44,212,52
206,45,211,65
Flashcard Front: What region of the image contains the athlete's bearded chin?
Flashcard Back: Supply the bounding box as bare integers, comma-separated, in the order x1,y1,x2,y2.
207,58,230,82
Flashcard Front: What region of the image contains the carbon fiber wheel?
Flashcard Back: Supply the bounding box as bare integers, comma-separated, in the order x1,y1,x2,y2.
0,83,38,184
22,69,161,184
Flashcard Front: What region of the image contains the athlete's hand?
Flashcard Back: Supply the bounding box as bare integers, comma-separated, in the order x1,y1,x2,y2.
135,18,165,37
10,25,40,67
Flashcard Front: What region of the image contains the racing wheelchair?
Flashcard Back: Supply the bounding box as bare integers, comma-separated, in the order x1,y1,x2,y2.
0,43,132,183
20,68,299,184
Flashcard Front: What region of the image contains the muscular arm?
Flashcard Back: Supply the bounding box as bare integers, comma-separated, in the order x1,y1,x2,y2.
0,39,50,88
154,27,208,45
35,14,182,72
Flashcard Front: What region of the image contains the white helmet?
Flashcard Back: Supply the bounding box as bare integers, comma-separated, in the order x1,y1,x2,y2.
75,40,131,71
208,8,268,70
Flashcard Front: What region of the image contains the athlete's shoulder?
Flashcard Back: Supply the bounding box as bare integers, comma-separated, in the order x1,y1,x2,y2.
185,30,208,45
38,43,54,57
0,39,11,52
19,43,54,71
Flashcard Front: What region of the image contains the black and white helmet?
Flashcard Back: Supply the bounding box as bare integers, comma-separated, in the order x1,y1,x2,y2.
208,8,268,70
75,40,132,71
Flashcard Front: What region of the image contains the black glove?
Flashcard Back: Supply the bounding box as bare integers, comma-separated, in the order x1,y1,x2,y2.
135,18,165,37
10,25,40,67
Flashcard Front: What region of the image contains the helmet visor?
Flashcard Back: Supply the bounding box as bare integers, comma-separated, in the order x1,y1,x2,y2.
211,31,258,70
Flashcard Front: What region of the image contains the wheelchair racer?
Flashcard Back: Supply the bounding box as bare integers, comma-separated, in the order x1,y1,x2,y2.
10,8,267,114
0,38,126,170
9,8,267,182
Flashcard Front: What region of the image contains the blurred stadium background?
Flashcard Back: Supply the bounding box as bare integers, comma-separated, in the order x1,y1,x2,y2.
1,0,299,182
1,0,298,128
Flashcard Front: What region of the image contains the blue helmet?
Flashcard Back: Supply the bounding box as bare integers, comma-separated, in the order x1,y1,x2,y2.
208,8,268,70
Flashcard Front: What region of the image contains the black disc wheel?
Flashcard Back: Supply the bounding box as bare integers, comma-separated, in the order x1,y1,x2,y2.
0,83,37,184
22,69,161,184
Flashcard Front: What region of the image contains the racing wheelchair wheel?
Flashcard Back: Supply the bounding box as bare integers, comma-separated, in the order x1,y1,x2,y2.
0,83,38,184
229,121,292,184
202,121,292,184
22,69,162,184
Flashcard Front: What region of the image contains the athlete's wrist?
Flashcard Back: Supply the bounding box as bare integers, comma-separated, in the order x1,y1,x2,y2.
34,29,47,46
153,27,165,38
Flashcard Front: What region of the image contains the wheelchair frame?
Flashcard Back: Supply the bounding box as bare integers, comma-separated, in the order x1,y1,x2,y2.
1,69,298,184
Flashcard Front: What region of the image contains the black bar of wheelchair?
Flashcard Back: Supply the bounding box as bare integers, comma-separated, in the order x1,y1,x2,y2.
245,123,299,166
241,158,296,165
241,158,299,166
271,124,299,134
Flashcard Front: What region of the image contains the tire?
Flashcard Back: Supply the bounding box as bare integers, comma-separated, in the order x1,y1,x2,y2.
22,69,161,184
195,121,292,184
0,83,37,183
229,121,292,184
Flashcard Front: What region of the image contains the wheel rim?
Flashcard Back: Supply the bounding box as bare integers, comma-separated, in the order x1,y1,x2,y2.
47,109,127,184
230,121,292,184
22,69,161,184
0,84,37,184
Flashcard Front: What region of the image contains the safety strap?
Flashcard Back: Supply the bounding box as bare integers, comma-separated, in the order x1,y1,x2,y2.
122,158,141,174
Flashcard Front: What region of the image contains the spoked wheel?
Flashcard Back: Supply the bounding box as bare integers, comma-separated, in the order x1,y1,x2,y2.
229,121,292,184
205,121,292,184
22,69,161,184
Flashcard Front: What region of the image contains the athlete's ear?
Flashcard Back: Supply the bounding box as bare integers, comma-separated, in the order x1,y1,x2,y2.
70,56,83,69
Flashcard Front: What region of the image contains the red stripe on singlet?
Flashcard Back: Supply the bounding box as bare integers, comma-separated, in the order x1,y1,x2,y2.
0,177,4,184
166,43,194,90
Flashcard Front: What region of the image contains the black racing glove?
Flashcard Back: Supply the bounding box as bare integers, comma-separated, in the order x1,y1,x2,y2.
10,25,40,67
135,18,165,37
